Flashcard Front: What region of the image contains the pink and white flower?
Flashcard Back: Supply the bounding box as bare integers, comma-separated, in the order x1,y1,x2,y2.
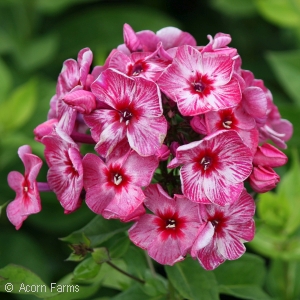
168,130,253,206
7,145,43,230
191,189,255,270
84,69,168,157
157,45,242,116
82,143,158,219
42,128,83,214
129,184,202,265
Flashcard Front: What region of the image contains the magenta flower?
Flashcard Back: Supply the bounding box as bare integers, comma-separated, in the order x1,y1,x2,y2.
84,69,168,157
205,105,259,155
128,184,202,265
168,130,253,206
191,189,255,270
42,129,83,213
7,145,43,230
157,45,242,116
82,143,158,219
50,48,93,135
108,48,170,81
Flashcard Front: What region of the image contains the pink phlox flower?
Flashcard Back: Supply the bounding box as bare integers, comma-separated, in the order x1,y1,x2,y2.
199,33,238,58
7,145,43,230
249,165,280,193
253,143,288,168
50,48,93,135
42,128,83,213
259,104,293,149
190,114,208,135
82,142,158,219
168,130,253,206
156,26,197,49
248,143,287,193
34,118,58,143
191,189,255,270
84,69,167,157
241,70,268,127
108,47,171,81
118,23,160,54
128,184,202,265
205,105,259,155
157,45,242,116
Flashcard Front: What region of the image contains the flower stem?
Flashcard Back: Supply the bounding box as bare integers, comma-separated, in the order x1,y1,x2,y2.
71,132,96,144
145,251,156,277
106,261,145,284
37,182,52,192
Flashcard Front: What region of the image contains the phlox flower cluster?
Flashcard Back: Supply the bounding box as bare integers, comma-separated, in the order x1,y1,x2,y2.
7,24,292,270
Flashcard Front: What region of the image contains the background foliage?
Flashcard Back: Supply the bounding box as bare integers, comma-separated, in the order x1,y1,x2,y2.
1,0,300,299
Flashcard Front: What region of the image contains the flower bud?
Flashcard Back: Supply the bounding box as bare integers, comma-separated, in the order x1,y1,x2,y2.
253,143,287,168
155,144,170,161
63,90,96,114
249,165,280,193
34,119,58,142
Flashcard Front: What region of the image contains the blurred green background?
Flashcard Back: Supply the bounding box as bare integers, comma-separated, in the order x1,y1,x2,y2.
1,0,300,299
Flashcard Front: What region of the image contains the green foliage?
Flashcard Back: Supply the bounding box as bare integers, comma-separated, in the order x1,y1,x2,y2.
255,0,300,28
211,0,257,17
61,215,130,246
250,151,300,261
0,264,57,298
267,50,300,107
0,79,36,133
165,257,219,300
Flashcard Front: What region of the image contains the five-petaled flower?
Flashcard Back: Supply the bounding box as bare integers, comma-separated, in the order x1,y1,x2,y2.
7,145,43,230
129,184,202,265
168,130,253,206
191,189,255,270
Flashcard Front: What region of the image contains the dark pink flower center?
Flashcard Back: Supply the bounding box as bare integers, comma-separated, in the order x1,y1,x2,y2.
128,61,147,76
165,219,176,229
193,82,206,93
200,156,212,171
120,109,133,125
113,173,123,185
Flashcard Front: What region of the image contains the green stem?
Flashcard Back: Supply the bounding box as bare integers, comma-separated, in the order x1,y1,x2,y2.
106,261,145,284
145,251,156,277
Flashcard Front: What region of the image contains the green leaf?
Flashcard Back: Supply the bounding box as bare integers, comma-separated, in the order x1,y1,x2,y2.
213,253,266,287
122,245,148,281
165,257,219,300
103,233,130,259
211,0,257,17
267,50,300,106
277,149,300,234
15,34,59,71
73,257,101,280
98,259,131,291
112,283,166,300
0,201,8,217
266,259,300,299
255,0,300,27
0,79,37,133
219,285,271,300
60,215,130,247
0,264,57,297
36,0,98,14
212,253,269,299
143,271,168,297
0,58,12,103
